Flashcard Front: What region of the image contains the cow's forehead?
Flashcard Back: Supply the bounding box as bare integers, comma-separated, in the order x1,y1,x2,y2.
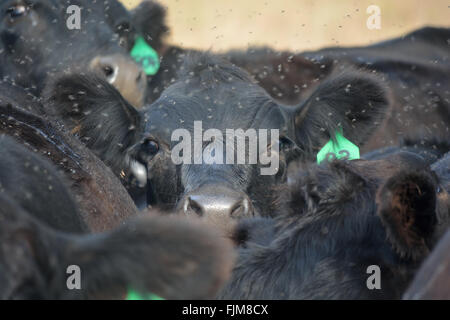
143,92,287,143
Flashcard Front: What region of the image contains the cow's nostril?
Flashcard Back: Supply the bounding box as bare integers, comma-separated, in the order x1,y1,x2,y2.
136,71,143,83
184,197,204,217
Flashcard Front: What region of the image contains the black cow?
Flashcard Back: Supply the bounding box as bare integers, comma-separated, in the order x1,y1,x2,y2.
217,150,450,299
0,193,234,299
0,81,138,232
44,53,390,230
0,0,146,107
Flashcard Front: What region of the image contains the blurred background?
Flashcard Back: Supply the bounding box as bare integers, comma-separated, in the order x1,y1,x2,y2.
120,0,450,52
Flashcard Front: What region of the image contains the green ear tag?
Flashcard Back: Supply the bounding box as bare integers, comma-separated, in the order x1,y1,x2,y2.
130,36,160,76
316,131,360,164
126,289,164,300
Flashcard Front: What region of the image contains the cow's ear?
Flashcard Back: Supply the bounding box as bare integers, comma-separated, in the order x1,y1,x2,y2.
376,170,438,260
287,70,389,160
131,0,169,52
61,215,234,300
43,74,142,174
102,0,135,49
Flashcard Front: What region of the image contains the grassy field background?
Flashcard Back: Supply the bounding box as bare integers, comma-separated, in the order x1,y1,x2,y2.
120,0,449,52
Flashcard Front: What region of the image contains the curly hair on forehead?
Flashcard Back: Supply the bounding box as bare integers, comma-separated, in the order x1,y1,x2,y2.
178,52,256,85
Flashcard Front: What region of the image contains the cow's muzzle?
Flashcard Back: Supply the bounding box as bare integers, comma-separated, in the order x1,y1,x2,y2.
181,184,254,223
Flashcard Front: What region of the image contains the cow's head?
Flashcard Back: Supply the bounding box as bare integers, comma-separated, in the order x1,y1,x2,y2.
45,54,390,232
0,0,146,107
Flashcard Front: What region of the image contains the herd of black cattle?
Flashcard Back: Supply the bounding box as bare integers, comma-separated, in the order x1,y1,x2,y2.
0,0,449,300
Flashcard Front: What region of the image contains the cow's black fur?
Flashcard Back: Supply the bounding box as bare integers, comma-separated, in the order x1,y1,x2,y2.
0,82,139,232
44,74,143,177
0,192,234,299
218,151,450,299
0,135,86,233
363,136,450,165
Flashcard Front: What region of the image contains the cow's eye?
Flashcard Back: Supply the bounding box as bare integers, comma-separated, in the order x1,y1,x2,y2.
138,138,160,163
141,139,159,157
6,5,28,18
144,139,159,155
278,136,289,150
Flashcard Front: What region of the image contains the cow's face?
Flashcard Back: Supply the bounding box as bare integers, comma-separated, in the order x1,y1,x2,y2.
0,0,146,107
137,75,289,228
130,55,389,229
46,54,389,230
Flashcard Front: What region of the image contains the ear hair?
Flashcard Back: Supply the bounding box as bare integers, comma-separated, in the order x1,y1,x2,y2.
131,0,169,52
290,69,390,160
43,73,142,176
376,170,438,260
276,160,369,220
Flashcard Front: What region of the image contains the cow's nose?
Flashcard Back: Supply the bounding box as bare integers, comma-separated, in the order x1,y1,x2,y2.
90,54,147,108
182,185,253,219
